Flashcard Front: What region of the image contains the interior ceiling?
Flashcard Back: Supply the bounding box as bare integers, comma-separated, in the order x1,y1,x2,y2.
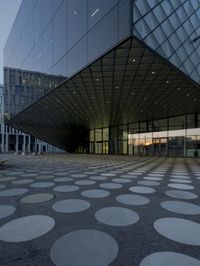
8,36,200,150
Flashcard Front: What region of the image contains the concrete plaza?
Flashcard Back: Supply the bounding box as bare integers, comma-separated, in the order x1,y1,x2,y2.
0,154,199,265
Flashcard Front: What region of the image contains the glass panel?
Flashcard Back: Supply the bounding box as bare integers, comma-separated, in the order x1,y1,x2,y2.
95,142,102,154
53,1,67,63
119,125,127,140
169,116,186,130
88,0,118,29
68,0,87,49
90,129,94,142
186,136,197,157
102,141,109,154
187,114,196,129
68,36,87,77
153,118,168,131
168,137,185,157
88,6,118,63
102,128,109,141
95,129,102,141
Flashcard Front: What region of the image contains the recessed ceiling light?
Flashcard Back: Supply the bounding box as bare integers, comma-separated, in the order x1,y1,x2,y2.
194,98,197,101
132,58,136,62
177,87,181,91
166,80,169,84
91,8,99,17
152,71,155,74
186,93,190,96
154,101,158,104
73,91,76,94
131,92,134,95
144,97,147,100
115,86,119,89
91,96,95,99
74,10,77,15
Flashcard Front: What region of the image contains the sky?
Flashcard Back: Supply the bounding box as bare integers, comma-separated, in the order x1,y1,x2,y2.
0,0,22,84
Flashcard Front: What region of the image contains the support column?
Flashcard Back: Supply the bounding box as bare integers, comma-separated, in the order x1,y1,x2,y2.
27,136,31,153
15,135,19,154
22,134,26,155
5,133,8,153
38,143,42,155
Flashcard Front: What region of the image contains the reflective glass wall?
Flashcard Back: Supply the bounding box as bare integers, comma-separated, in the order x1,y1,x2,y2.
4,0,131,83
133,0,200,84
89,113,200,157
4,0,131,118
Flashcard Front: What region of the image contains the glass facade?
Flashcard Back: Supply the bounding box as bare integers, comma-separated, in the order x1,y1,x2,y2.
4,0,200,157
89,113,200,157
133,0,200,84
4,0,131,82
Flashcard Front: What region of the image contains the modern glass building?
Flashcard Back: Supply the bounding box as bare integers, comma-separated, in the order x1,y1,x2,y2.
4,0,200,157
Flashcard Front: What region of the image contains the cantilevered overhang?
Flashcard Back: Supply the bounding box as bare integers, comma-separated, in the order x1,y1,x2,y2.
8,37,200,151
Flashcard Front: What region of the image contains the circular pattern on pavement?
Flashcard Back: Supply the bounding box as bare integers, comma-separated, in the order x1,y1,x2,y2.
139,252,200,266
74,180,96,186
52,199,90,213
116,194,150,206
30,182,55,188
0,177,16,182
53,177,73,182
168,183,194,190
170,175,190,179
0,185,6,190
148,173,164,177
89,176,108,181
12,179,33,185
51,229,118,266
143,177,162,181
154,217,200,245
165,190,198,200
36,175,55,180
70,174,87,178
53,185,79,193
137,180,160,186
169,179,192,184
6,172,24,176
120,175,138,179
0,188,28,197
101,173,116,177
129,186,156,194
99,183,122,190
20,193,55,204
20,173,38,178
0,205,16,219
161,200,200,215
0,215,55,242
81,189,110,198
112,178,131,183
95,207,139,226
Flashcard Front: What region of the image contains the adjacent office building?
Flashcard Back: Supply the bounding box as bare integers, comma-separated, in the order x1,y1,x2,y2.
4,0,200,157
0,82,61,154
